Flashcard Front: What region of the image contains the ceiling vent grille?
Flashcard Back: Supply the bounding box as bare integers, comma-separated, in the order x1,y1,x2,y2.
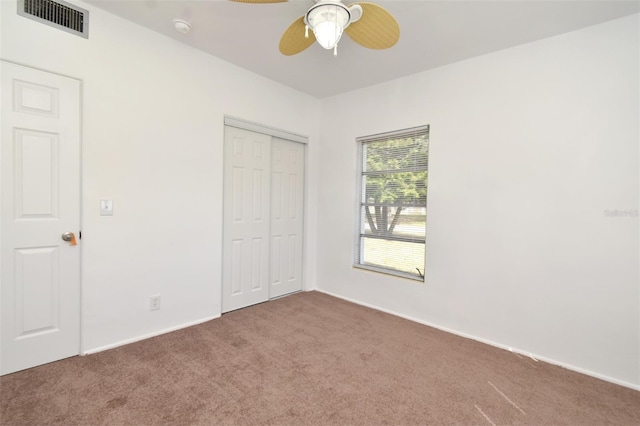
18,0,89,38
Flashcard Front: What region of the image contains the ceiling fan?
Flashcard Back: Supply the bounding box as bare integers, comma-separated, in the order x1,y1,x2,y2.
230,0,400,56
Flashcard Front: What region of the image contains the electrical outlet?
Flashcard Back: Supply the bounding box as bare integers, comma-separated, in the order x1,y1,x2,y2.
150,295,161,311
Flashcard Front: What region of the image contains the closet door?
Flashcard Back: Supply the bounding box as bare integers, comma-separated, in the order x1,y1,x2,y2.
270,138,304,298
222,127,271,313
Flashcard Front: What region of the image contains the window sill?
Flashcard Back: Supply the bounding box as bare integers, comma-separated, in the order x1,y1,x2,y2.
353,264,425,282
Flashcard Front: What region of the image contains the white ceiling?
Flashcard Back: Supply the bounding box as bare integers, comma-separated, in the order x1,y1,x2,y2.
86,0,639,98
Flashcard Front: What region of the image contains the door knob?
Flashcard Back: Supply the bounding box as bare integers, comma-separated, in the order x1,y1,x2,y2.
61,232,77,246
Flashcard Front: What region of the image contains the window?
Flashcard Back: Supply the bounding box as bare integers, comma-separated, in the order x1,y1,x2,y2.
354,126,429,280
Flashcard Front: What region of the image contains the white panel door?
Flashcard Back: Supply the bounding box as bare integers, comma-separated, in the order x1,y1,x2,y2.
270,138,304,298
1,61,81,375
222,127,271,313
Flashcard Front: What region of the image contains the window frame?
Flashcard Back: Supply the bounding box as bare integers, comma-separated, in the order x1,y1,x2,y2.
353,125,430,282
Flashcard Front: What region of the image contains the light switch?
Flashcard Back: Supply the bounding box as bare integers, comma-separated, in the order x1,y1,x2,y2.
100,199,113,216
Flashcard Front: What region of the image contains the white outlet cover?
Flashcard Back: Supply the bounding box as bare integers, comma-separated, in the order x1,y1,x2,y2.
150,296,161,311
100,199,113,216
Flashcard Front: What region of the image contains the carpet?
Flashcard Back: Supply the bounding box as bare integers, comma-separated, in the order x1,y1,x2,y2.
1,291,639,425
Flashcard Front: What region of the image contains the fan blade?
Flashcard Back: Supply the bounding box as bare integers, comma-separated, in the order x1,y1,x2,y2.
230,0,287,3
345,2,399,49
279,17,316,56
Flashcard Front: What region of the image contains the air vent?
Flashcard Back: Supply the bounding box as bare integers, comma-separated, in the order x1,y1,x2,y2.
18,0,89,38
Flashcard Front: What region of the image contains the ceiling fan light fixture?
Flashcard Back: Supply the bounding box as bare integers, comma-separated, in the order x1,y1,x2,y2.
305,2,350,50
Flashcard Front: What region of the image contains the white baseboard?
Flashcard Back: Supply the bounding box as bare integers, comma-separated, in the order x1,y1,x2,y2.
81,314,221,355
315,289,640,392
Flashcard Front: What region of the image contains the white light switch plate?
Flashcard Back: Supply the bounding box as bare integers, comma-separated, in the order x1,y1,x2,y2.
100,199,113,216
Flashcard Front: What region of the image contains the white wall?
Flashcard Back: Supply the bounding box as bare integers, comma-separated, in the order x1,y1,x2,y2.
316,15,639,388
0,0,320,352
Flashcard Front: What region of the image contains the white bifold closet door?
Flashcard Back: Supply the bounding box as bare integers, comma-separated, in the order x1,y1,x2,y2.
222,126,304,313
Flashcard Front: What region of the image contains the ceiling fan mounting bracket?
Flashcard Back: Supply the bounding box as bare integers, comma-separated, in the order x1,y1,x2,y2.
303,1,362,27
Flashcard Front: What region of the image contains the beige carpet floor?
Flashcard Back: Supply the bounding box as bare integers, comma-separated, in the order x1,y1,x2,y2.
1,291,639,425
